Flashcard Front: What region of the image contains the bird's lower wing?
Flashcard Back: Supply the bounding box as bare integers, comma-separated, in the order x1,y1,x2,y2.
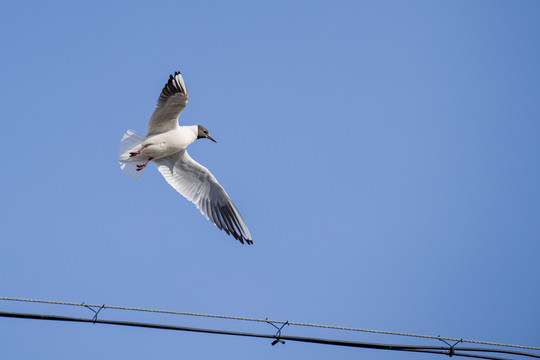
154,150,252,244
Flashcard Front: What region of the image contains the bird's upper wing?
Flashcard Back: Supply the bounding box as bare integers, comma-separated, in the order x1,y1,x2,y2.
147,72,188,136
154,150,253,244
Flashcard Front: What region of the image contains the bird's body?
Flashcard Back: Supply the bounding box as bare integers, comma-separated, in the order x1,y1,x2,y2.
119,72,252,244
119,126,197,162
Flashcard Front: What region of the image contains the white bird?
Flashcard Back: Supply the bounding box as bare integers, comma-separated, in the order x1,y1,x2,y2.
119,71,252,244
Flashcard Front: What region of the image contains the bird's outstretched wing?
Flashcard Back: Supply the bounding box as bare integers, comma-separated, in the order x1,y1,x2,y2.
147,72,188,136
154,150,253,244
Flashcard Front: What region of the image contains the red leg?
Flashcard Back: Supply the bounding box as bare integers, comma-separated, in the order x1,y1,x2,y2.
136,158,153,171
130,144,150,157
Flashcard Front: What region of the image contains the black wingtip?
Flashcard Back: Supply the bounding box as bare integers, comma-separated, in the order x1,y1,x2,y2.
236,234,253,245
160,72,185,99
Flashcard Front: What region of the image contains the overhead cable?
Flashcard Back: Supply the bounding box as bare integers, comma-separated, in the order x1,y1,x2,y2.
2,311,540,360
1,297,539,352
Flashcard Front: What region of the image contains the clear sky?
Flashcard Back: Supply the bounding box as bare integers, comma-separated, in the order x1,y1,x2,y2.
1,1,539,359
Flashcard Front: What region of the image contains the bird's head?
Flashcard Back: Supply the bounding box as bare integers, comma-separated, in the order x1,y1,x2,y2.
197,125,217,143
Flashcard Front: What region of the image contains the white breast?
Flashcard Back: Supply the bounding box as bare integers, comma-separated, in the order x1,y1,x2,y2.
143,125,198,160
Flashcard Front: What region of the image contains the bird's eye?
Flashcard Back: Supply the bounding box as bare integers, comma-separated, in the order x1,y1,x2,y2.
204,130,208,134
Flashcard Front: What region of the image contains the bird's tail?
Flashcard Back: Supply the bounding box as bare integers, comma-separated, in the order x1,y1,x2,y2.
119,129,147,180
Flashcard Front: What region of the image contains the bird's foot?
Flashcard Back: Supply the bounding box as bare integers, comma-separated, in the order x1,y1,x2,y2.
136,158,153,171
130,144,149,157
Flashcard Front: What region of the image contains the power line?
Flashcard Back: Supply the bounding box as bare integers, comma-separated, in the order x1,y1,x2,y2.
1,297,539,352
1,311,539,360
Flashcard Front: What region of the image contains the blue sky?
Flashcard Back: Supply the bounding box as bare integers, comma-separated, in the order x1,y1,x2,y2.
1,1,539,359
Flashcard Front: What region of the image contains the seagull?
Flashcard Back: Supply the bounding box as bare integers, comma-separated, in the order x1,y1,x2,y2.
119,71,252,245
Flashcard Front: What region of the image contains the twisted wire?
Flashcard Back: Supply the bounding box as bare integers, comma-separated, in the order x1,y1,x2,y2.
1,296,538,351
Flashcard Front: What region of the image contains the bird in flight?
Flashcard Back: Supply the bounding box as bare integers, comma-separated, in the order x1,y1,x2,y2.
119,71,252,244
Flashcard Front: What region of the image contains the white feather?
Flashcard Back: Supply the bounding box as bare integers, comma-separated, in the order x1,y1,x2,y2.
118,129,147,180
155,150,252,244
